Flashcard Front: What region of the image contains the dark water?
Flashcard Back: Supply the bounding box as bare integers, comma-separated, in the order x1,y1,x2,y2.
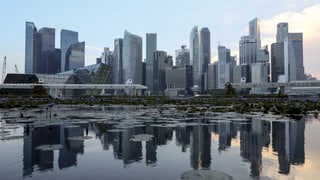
0,105,319,180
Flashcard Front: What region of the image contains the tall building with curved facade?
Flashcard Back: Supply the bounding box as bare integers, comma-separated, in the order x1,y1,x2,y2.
190,26,201,87
61,30,78,72
25,22,38,73
122,30,142,84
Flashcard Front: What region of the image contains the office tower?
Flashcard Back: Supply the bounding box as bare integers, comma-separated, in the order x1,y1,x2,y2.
142,61,146,86
208,62,218,90
61,30,78,72
190,26,201,87
190,26,211,90
284,33,304,82
239,36,257,65
271,42,284,82
25,22,38,73
153,51,170,95
175,45,190,66
54,49,61,73
200,28,211,74
122,30,142,84
165,65,193,96
38,27,56,74
65,42,85,71
249,18,261,49
101,47,115,85
146,33,157,93
276,23,289,43
114,38,123,84
200,27,211,91
217,45,233,89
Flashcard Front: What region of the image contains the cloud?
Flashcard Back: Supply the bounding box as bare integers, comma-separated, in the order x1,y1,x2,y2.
260,4,320,78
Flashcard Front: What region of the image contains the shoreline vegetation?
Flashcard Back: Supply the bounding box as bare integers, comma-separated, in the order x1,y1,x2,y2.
0,94,319,119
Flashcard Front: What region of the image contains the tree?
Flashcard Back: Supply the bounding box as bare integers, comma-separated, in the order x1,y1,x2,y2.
225,82,235,95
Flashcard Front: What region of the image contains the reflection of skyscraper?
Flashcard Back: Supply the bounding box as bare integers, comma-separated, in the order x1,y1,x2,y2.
23,125,60,177
290,118,305,165
190,124,211,169
175,126,192,152
146,126,157,165
272,121,290,174
218,122,232,152
240,119,270,178
58,125,84,169
122,127,143,165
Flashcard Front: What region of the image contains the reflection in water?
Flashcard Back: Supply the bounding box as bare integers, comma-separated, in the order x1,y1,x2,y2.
272,117,305,174
23,124,85,177
19,113,307,179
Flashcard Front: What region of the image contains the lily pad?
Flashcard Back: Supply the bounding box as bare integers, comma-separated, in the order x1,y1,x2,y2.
35,144,63,151
181,170,233,180
68,136,93,141
130,134,154,142
107,129,127,133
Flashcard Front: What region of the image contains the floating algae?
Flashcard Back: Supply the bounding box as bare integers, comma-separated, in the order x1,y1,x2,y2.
129,134,154,142
35,144,63,151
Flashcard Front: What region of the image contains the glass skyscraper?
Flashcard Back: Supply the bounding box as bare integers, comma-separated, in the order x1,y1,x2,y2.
61,30,79,72
114,38,123,84
123,30,142,84
65,42,85,71
284,33,304,81
25,22,39,73
38,27,56,74
146,33,157,93
190,26,201,87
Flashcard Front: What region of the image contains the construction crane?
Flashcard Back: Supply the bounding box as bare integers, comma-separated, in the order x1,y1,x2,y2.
14,65,19,73
2,56,6,83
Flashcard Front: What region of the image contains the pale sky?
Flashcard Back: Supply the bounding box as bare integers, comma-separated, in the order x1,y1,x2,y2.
0,0,319,78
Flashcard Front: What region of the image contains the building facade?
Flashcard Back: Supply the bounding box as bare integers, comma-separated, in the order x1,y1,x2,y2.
271,42,284,82
65,42,85,71
114,38,123,84
60,30,78,72
175,45,190,66
146,33,157,93
122,30,142,84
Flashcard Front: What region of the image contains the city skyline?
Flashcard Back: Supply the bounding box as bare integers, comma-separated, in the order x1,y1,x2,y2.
0,1,319,78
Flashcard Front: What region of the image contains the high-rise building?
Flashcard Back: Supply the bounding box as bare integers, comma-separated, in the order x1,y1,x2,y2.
165,65,193,96
276,23,289,43
25,22,38,73
153,51,170,95
114,38,123,84
38,27,56,74
65,42,85,71
284,33,304,82
249,18,261,49
175,45,190,66
217,45,234,89
61,30,78,72
123,30,142,84
271,42,284,82
190,26,211,91
190,26,201,87
146,33,157,93
208,62,218,90
239,36,257,65
100,47,115,85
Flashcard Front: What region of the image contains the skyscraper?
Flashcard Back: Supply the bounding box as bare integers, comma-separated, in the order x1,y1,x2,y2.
25,22,37,73
239,36,258,65
217,45,233,89
190,26,201,87
249,18,261,49
284,33,304,82
65,42,85,71
146,33,157,93
38,27,56,74
61,30,79,72
276,23,289,43
153,51,170,95
123,30,142,84
175,45,190,66
271,42,284,82
190,26,211,90
114,38,123,84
